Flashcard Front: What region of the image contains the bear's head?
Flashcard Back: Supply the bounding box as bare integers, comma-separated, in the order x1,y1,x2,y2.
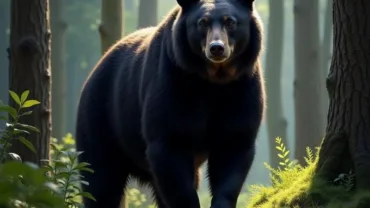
172,0,262,84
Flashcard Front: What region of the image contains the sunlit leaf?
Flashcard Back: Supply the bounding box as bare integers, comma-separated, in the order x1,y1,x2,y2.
9,90,21,106
22,100,40,108
20,90,30,104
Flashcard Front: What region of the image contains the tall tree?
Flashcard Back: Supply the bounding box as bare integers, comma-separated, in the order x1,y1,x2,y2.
293,0,323,163
50,0,68,140
319,0,333,126
124,0,134,12
99,0,123,54
0,0,10,105
8,0,51,165
315,0,370,193
137,0,157,29
265,0,287,168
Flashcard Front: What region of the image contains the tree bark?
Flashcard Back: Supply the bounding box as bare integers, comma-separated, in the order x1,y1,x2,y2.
293,0,324,164
8,0,51,165
50,0,67,141
99,0,123,54
124,0,134,12
319,0,333,129
137,0,158,29
0,1,10,97
265,0,287,168
315,0,370,191
0,0,10,127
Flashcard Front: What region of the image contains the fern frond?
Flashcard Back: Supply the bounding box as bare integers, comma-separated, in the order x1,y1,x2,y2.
264,162,280,177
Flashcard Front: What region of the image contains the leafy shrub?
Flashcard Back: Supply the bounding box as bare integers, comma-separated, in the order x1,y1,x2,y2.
0,90,95,208
247,137,370,208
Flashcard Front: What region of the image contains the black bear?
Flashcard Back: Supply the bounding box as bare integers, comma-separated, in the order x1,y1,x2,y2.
75,0,265,207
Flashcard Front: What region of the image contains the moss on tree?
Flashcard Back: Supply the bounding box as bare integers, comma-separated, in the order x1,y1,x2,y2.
247,138,370,208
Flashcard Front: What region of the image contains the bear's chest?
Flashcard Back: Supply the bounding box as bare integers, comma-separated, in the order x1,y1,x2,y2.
166,85,251,151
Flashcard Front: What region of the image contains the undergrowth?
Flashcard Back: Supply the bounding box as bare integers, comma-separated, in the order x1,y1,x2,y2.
0,90,95,208
247,137,370,208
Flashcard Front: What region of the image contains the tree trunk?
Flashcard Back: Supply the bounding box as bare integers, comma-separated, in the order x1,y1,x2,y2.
137,0,158,29
319,0,333,130
99,0,123,54
0,0,10,127
124,0,134,12
293,0,324,164
50,0,67,141
315,0,370,192
265,0,287,168
8,0,51,165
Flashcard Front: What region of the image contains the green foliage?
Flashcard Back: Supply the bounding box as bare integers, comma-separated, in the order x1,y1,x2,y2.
42,143,96,207
0,90,95,208
0,90,40,163
0,161,65,208
247,137,370,208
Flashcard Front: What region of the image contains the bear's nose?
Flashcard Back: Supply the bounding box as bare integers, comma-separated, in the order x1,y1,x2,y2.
209,41,225,57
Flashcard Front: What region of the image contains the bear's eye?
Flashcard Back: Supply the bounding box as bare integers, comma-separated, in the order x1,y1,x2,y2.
225,19,236,29
198,19,208,28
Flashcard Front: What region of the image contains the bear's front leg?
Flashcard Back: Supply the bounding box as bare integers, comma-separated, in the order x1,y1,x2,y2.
146,141,201,208
208,139,256,208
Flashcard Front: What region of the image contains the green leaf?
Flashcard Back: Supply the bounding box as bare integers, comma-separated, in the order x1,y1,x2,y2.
283,150,290,157
78,180,89,186
13,128,30,135
278,162,285,166
77,192,96,201
56,171,71,178
9,90,21,106
73,162,91,171
20,111,33,117
54,161,67,169
277,154,284,159
22,100,40,108
284,158,289,163
20,90,30,104
0,105,17,119
16,123,40,133
0,116,8,121
41,164,54,172
18,137,37,153
79,167,94,173
43,182,61,193
50,143,59,152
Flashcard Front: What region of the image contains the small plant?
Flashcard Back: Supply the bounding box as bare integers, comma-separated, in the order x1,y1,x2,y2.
275,137,296,171
0,90,65,207
333,169,355,192
42,141,96,207
247,137,369,208
0,90,96,208
0,90,40,163
247,137,320,207
0,161,65,208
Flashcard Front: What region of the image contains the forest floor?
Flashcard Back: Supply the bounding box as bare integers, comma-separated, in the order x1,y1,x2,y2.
246,139,370,208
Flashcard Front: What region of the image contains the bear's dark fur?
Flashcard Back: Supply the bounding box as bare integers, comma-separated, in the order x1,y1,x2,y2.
75,0,265,207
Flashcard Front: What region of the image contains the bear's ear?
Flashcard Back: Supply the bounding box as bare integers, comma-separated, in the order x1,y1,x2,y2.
177,0,199,10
